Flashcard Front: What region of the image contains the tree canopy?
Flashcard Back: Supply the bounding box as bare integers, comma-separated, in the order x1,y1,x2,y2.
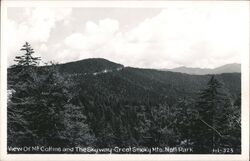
7,42,241,154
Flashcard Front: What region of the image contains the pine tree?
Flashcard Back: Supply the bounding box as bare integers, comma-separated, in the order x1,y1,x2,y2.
198,76,223,123
192,76,221,153
13,42,41,67
8,42,42,147
192,75,239,153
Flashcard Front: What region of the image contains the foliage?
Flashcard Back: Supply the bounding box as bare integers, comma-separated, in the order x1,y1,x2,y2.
7,45,241,154
8,43,95,150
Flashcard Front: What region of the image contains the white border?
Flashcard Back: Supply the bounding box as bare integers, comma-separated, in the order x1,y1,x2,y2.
1,1,249,161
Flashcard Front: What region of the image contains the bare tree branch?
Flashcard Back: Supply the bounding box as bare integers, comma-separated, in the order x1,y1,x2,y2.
199,118,223,138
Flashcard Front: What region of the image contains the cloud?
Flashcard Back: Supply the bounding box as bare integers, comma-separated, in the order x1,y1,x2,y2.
62,6,248,69
7,8,72,65
63,18,120,62
64,33,88,50
120,7,248,68
99,18,119,34
7,6,248,68
39,44,48,52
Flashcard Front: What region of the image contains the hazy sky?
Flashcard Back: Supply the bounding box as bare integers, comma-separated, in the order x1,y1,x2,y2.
7,3,249,69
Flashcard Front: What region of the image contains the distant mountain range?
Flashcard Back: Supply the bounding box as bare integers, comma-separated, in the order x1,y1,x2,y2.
164,63,241,75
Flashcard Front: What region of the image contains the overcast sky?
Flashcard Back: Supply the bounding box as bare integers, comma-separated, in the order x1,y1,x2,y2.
7,4,249,69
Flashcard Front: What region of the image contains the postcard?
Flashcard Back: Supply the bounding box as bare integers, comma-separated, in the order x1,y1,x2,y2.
1,1,249,161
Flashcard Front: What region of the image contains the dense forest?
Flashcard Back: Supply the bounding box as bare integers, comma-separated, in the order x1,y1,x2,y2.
7,42,241,154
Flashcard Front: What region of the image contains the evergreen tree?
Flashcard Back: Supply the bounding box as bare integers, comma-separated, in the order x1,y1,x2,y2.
13,42,41,67
192,76,222,153
8,42,41,147
192,76,240,153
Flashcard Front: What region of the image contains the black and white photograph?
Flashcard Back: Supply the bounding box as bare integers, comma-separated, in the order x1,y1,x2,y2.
0,1,249,161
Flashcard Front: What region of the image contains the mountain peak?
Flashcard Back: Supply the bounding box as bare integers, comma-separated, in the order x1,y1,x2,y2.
213,63,241,74
58,58,124,74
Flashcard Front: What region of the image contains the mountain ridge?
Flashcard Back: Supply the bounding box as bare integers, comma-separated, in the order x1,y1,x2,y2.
163,63,241,75
56,58,240,75
51,58,240,100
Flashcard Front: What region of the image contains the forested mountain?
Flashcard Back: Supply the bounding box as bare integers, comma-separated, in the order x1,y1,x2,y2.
57,58,124,74
7,43,241,154
53,59,240,101
165,63,241,75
